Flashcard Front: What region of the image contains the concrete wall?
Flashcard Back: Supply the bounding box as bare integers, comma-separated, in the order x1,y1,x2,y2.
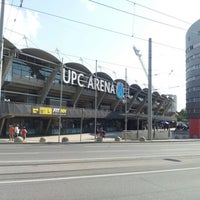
122,129,171,140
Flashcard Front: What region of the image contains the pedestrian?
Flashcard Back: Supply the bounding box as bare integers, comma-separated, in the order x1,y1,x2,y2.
14,124,20,137
99,127,106,138
9,124,15,141
96,127,99,137
21,127,27,142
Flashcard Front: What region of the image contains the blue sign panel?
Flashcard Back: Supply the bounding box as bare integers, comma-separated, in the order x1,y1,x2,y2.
116,82,124,99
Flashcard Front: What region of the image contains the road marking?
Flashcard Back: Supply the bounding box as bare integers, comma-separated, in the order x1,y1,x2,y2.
0,152,39,155
1,166,200,184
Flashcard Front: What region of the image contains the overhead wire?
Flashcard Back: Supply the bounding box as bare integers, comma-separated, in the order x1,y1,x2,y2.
6,2,184,51
3,1,186,87
4,0,24,40
3,1,186,88
51,50,142,71
126,0,191,25
88,0,187,31
4,0,14,35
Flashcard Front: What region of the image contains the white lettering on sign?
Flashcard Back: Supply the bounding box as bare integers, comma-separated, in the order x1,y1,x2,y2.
53,108,60,112
63,68,116,95
87,76,94,90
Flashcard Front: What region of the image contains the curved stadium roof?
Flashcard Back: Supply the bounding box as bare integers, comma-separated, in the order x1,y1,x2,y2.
65,62,91,74
21,48,61,65
4,38,16,50
3,38,174,106
95,72,113,81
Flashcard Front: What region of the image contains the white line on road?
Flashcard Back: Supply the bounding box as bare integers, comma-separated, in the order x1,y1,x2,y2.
1,166,200,184
0,152,39,155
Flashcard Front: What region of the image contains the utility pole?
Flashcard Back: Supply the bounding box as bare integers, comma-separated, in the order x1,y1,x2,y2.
0,0,5,101
125,68,128,131
58,60,63,143
94,60,97,138
148,38,152,140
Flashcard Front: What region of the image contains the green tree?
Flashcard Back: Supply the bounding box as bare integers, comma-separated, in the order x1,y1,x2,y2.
176,109,186,122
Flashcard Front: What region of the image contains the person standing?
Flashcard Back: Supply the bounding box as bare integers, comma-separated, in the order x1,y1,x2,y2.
21,127,27,142
99,127,106,138
9,125,15,141
14,124,20,137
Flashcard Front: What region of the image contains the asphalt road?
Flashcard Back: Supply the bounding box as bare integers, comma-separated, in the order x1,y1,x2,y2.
1,141,200,200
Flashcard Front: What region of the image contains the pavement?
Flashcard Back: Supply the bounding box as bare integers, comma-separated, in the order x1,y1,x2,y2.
0,132,122,143
0,130,198,144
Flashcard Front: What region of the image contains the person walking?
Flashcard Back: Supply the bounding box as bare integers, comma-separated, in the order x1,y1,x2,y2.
21,127,27,142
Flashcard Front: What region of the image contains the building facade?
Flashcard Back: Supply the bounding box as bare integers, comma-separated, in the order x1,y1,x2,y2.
186,19,200,138
0,38,176,137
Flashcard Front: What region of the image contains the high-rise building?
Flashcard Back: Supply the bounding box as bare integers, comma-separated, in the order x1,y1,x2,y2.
186,19,200,138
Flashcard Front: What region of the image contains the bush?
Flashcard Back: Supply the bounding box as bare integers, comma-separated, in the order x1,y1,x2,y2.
139,136,146,142
39,137,46,143
115,136,121,142
14,136,23,143
62,137,69,143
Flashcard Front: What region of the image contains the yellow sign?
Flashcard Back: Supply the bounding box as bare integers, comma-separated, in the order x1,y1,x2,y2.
60,108,67,114
32,107,67,115
39,107,52,115
32,108,39,114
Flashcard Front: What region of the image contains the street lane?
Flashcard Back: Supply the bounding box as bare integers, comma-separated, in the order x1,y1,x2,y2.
2,142,200,161
1,141,200,199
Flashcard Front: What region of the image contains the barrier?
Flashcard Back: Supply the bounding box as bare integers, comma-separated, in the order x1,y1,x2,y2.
122,129,172,140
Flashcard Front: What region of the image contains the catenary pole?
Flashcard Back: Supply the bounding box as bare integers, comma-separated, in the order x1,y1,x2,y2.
148,38,152,140
0,0,5,101
58,59,63,143
125,68,128,131
94,60,97,138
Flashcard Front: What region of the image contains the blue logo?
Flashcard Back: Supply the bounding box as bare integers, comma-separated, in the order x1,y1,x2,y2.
116,82,124,99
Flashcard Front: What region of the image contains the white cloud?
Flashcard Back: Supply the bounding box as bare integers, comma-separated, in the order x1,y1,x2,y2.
3,3,40,48
24,10,40,39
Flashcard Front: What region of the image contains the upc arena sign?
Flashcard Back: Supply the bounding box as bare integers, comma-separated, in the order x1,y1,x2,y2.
63,68,124,99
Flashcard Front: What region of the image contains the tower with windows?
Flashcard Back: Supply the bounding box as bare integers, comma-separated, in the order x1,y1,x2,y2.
186,19,200,138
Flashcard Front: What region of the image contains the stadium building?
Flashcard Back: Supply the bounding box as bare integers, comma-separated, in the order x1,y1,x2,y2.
0,38,176,137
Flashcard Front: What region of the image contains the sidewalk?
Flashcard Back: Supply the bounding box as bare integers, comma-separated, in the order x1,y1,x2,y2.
0,132,121,143
0,131,199,144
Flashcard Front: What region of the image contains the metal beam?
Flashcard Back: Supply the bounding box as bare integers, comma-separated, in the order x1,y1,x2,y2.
2,50,15,85
39,66,60,104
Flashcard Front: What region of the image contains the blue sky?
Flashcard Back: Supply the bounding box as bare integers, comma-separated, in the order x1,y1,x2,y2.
3,0,200,111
